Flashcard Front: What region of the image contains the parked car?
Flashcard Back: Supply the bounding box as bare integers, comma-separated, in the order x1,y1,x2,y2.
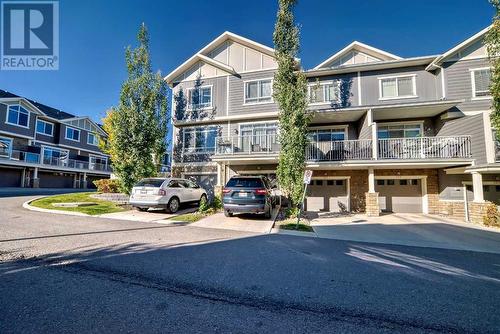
222,175,277,218
129,177,207,213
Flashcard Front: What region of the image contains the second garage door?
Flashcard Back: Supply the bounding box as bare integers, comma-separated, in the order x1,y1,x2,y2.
376,179,422,213
306,179,349,213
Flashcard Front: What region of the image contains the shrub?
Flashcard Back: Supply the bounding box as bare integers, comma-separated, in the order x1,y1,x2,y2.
198,195,223,213
93,179,121,193
198,196,210,212
483,202,500,227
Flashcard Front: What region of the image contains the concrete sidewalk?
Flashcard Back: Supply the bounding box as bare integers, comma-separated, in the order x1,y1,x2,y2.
99,207,197,223
311,213,500,254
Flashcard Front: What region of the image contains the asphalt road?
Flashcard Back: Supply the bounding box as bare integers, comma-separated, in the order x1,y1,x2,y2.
1,194,499,333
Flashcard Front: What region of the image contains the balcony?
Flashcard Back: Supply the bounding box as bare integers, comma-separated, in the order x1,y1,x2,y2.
306,139,373,161
215,134,280,155
378,136,471,160
0,150,112,173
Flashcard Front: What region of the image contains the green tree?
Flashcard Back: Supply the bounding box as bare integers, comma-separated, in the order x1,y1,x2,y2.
273,0,310,207
101,24,168,193
486,0,500,138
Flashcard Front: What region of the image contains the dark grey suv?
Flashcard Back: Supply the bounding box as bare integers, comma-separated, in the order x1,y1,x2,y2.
222,175,276,218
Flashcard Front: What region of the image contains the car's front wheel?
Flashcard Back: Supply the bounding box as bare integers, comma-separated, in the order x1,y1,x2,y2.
167,197,180,213
135,207,148,212
224,210,233,217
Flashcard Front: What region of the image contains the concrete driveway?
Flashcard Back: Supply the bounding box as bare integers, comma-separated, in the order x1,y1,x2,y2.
191,210,277,233
311,213,500,254
100,207,197,223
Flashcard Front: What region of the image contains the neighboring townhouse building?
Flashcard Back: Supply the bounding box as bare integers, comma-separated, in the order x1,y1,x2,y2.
0,90,111,188
166,26,498,223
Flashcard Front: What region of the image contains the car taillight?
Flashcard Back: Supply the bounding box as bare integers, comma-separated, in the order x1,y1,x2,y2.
158,189,166,195
222,188,231,194
254,189,267,195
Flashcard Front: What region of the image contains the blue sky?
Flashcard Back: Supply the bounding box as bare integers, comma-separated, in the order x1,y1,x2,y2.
0,0,494,123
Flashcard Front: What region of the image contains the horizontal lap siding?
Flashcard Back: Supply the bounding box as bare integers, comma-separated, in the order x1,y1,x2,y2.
444,58,491,112
228,70,278,116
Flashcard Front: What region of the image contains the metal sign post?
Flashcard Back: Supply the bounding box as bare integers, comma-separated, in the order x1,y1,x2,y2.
296,170,313,229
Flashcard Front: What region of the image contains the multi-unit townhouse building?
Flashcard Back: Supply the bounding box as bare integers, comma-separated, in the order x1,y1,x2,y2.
0,90,111,188
166,26,499,223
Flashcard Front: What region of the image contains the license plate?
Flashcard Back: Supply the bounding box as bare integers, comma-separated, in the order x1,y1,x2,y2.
140,190,147,194
238,192,248,197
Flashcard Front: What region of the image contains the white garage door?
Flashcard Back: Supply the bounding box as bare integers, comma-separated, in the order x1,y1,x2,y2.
306,179,349,213
376,179,422,213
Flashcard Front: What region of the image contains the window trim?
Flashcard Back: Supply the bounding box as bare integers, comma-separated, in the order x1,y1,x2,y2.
36,119,54,137
5,104,30,129
87,132,99,146
307,125,348,141
378,74,417,100
243,78,274,105
0,136,13,158
182,126,218,154
470,67,492,100
307,80,341,105
65,126,81,142
89,154,108,169
187,85,213,111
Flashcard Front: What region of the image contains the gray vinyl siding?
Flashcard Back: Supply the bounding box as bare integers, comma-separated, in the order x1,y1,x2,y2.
172,76,227,118
357,113,371,140
0,103,36,138
228,69,278,116
59,124,105,153
360,65,439,106
443,58,492,112
434,113,486,164
438,169,471,201
307,73,359,109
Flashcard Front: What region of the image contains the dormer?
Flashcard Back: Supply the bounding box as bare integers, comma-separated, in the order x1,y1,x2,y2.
314,41,402,69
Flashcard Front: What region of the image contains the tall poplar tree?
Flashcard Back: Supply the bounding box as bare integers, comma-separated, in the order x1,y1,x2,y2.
486,0,500,137
101,24,168,193
273,0,309,207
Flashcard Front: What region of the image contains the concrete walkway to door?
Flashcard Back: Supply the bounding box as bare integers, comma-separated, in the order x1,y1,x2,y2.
311,213,500,254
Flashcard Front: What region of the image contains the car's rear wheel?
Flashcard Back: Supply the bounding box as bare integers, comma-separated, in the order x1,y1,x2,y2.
224,210,233,217
135,207,148,212
167,197,180,213
264,206,272,219
199,194,207,205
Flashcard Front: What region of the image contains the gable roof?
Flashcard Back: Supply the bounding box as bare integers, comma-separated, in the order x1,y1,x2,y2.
164,31,275,85
426,25,491,71
62,116,107,136
314,41,402,70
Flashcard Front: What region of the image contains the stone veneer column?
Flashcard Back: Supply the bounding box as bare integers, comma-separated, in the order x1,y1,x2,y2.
365,192,380,216
32,167,39,188
468,201,494,225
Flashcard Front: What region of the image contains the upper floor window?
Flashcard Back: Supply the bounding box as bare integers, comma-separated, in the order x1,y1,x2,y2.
6,104,29,128
188,86,212,109
471,68,491,99
42,146,69,165
36,119,54,136
377,123,422,139
379,75,416,100
183,127,217,153
308,128,346,142
65,126,80,142
244,79,272,104
87,132,99,146
308,81,339,104
0,136,12,158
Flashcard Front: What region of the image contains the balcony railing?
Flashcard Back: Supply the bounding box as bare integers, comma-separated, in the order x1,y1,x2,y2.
378,136,471,160
0,150,111,172
215,134,280,155
306,139,373,161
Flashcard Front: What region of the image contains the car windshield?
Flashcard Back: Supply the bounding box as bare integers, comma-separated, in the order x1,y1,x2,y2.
134,179,165,187
226,178,264,188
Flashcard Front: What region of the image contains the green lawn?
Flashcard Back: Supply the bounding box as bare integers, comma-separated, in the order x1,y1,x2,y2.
30,192,126,216
169,212,207,223
276,218,314,232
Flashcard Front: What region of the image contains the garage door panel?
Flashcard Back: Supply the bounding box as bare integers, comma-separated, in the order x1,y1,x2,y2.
39,172,74,188
0,168,22,187
306,180,348,213
376,179,422,213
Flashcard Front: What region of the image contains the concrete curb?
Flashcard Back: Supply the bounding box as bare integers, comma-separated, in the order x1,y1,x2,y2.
23,197,91,217
270,227,318,237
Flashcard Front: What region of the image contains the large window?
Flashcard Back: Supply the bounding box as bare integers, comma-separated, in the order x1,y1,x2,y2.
89,155,107,170
0,137,12,158
42,146,69,165
65,126,80,142
379,75,416,99
471,68,491,98
188,86,212,109
87,132,99,146
36,119,54,136
308,82,339,104
183,127,217,153
6,104,29,128
244,79,272,104
308,128,346,142
377,123,422,139
240,122,278,152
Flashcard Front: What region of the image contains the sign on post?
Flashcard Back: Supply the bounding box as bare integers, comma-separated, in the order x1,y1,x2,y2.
303,170,313,184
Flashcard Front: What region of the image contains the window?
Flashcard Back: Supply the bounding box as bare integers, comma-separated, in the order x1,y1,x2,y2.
411,179,419,186
308,81,339,104
240,122,278,152
65,127,80,141
36,119,54,136
316,180,323,186
335,180,344,186
399,180,408,185
0,137,12,158
188,86,212,109
6,104,29,127
87,133,99,146
183,127,217,153
167,180,183,188
327,180,334,186
471,68,491,98
42,146,69,165
244,79,272,104
226,177,264,188
89,155,107,170
377,123,422,139
377,180,385,186
387,180,395,185
308,128,346,142
379,75,416,99
135,179,166,187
